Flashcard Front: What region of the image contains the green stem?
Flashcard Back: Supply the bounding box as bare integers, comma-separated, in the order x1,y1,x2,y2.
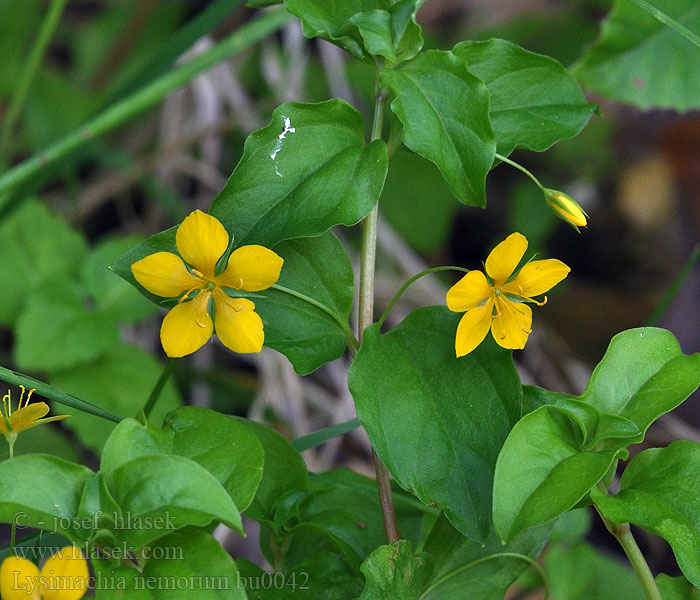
627,0,700,50
271,284,360,355
0,366,121,423
646,245,700,326
378,265,471,328
0,8,290,201
359,75,400,544
143,358,177,418
495,152,545,191
595,486,662,600
420,552,549,599
0,0,68,168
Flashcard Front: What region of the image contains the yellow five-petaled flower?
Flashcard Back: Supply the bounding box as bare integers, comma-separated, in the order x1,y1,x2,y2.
1,386,68,457
446,232,570,357
131,210,283,358
0,545,88,600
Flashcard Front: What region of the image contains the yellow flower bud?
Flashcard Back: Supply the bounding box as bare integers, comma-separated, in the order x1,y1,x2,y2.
544,188,588,231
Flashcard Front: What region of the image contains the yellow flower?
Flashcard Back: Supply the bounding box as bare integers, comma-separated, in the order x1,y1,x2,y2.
544,188,588,231
131,210,283,358
0,545,89,600
1,387,68,456
446,232,570,357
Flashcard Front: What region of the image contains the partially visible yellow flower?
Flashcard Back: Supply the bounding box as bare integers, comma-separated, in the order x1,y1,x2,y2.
544,188,588,231
0,545,89,600
1,387,68,457
131,210,283,358
446,232,570,357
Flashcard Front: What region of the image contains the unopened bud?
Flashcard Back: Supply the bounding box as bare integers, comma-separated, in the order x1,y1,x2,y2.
544,189,588,231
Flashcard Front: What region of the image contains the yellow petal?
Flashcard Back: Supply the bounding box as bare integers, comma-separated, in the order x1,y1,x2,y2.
216,245,284,292
446,270,492,312
504,259,570,298
8,403,49,433
491,296,532,350
485,232,528,286
455,297,494,357
160,291,213,358
131,252,202,299
175,210,229,278
40,545,89,600
0,556,40,600
213,289,264,353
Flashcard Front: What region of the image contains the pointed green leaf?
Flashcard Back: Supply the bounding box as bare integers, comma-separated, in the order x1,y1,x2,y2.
492,401,621,542
573,0,700,110
381,51,495,207
209,100,388,246
453,38,596,156
591,441,700,587
0,455,93,541
579,328,700,436
421,515,551,600
109,454,243,548
349,306,522,543
359,540,432,600
255,232,354,374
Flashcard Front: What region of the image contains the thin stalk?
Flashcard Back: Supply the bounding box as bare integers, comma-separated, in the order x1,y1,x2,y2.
627,0,700,50
646,245,700,326
0,366,121,423
360,76,400,544
0,0,68,167
495,152,545,190
271,284,359,354
143,358,177,418
595,485,662,600
378,265,471,328
0,8,290,200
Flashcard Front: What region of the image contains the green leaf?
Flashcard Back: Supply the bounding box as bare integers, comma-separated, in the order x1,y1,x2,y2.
348,306,522,543
656,574,700,600
257,232,354,374
381,50,495,207
235,418,309,523
545,542,645,600
271,468,437,570
0,455,93,541
573,0,700,110
82,235,157,324
238,552,363,599
0,199,87,326
209,100,387,247
0,423,79,462
591,441,700,587
492,401,624,543
452,38,596,156
579,328,700,437
93,529,247,599
13,283,120,373
359,540,432,599
493,327,700,542
108,454,243,548
112,228,354,374
283,0,423,63
421,515,551,600
50,344,181,453
100,408,265,513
